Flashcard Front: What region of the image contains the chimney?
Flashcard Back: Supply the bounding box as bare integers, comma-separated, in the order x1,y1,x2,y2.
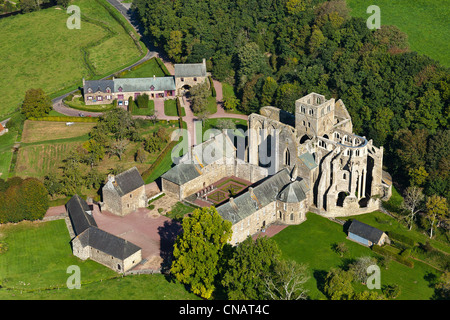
202,58,206,66
153,74,156,79
229,197,238,210
82,77,85,86
108,174,115,183
248,187,254,197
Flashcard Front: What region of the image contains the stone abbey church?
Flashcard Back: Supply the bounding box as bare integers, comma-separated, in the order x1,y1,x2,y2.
162,92,392,245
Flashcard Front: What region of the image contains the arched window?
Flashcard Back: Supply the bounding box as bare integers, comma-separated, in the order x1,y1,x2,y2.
284,149,290,166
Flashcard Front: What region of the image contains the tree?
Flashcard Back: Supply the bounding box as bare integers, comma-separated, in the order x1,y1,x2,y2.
171,206,232,299
222,236,281,300
435,271,450,300
425,195,448,238
223,96,239,111
189,82,210,114
166,30,183,63
109,139,129,161
264,259,310,300
21,88,52,119
402,186,425,230
308,25,326,54
349,256,378,285
19,178,49,221
260,77,278,107
236,42,266,89
323,268,354,300
135,148,147,163
409,166,429,187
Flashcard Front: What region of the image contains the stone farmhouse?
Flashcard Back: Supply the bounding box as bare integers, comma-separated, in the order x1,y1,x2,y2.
101,166,147,217
160,92,392,245
82,59,207,106
66,194,142,273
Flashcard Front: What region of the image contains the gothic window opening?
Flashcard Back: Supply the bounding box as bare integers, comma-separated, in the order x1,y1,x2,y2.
284,149,290,166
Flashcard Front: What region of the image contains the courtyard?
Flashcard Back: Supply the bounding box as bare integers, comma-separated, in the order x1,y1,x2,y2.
188,176,252,207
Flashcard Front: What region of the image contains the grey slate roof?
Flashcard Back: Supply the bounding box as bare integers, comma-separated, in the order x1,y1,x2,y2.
112,167,145,197
66,194,97,236
299,152,318,170
191,132,236,166
161,163,202,185
114,76,176,92
77,226,141,260
174,62,207,78
348,220,385,243
84,80,114,94
217,168,294,224
277,180,307,203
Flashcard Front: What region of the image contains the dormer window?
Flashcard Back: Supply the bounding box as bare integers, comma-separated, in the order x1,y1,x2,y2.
87,88,92,93
118,87,123,92
106,87,111,93
150,85,155,91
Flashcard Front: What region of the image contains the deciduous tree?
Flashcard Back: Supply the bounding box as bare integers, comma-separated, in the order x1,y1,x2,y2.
171,206,232,299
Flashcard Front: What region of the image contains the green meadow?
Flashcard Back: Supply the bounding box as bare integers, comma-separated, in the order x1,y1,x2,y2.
272,212,444,300
0,219,199,300
0,0,144,119
346,0,450,67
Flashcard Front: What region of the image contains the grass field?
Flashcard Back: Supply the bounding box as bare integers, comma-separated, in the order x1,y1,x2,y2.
346,0,450,67
121,57,168,78
272,212,443,300
0,0,144,119
0,220,199,300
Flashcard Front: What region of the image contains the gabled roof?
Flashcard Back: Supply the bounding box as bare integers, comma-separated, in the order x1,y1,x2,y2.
191,132,236,166
299,152,317,170
277,180,307,203
76,226,141,260
217,168,293,224
84,80,114,94
114,76,176,92
174,62,207,78
66,194,97,236
111,167,145,197
348,220,385,243
161,163,202,185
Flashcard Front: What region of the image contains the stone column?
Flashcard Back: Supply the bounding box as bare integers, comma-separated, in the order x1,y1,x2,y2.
362,169,367,198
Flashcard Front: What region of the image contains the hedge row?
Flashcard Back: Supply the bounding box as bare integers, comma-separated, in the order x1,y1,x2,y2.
372,245,415,268
387,231,416,247
141,140,178,181
155,57,171,76
208,76,216,97
28,116,98,122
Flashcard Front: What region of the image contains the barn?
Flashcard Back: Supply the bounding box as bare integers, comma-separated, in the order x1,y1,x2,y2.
347,219,390,247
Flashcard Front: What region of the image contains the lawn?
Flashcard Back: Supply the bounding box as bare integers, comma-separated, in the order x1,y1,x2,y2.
272,212,441,300
164,99,185,117
0,220,199,300
0,131,17,179
346,0,450,67
121,57,168,78
0,0,144,119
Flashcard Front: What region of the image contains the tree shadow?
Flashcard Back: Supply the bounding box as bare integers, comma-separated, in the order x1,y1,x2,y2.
158,219,182,275
313,269,328,296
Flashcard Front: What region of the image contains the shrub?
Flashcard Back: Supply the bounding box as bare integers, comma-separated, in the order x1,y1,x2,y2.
148,204,155,210
372,245,414,268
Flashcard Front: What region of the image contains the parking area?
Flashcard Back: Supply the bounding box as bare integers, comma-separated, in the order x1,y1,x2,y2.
91,205,181,272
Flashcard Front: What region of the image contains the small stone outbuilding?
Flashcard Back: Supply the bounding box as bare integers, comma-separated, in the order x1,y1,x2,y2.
347,219,390,247
101,167,147,216
66,194,142,273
